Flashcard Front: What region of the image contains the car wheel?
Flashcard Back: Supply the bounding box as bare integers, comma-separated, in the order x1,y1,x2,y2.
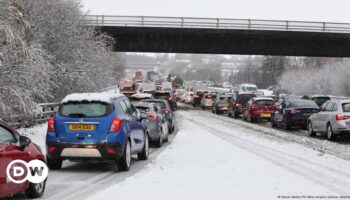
47,156,62,170
307,121,316,137
271,116,277,128
25,180,46,198
228,110,232,117
163,134,169,143
155,130,163,147
283,118,290,130
138,134,149,160
117,140,131,171
233,110,239,118
327,124,335,141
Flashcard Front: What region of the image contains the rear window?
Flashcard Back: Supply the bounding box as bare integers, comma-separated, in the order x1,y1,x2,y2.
135,106,150,113
342,103,350,112
312,97,330,106
255,100,274,105
130,96,152,101
237,94,256,104
245,87,257,91
219,97,231,102
155,93,170,99
143,101,167,109
119,82,134,89
59,102,113,118
289,100,318,108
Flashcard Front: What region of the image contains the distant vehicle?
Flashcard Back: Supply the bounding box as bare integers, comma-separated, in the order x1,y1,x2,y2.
271,99,319,130
185,92,194,104
272,88,290,97
222,82,232,88
0,120,46,198
228,93,256,118
302,95,331,107
161,81,173,91
279,95,303,101
265,95,279,102
118,80,137,98
192,90,207,107
134,102,169,147
212,94,232,114
200,93,215,110
175,89,187,101
239,84,257,94
142,99,176,133
243,97,277,123
130,93,154,102
154,91,177,110
308,99,350,140
46,93,149,171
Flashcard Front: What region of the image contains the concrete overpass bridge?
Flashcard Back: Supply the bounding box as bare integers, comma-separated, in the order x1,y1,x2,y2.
84,15,350,57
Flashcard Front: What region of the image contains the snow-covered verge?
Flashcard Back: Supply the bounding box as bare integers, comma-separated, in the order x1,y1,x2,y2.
17,123,47,155
86,111,350,200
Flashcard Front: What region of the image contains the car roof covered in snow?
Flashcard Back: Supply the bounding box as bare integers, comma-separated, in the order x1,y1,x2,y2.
253,97,274,101
131,93,153,98
62,93,124,104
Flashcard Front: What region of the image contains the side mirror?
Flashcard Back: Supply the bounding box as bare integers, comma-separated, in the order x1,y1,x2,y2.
19,136,31,149
140,112,148,119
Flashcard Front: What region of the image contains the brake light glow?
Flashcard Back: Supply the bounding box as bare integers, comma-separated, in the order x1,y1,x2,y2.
48,146,56,152
291,109,301,114
148,112,158,120
109,117,123,133
164,109,172,114
48,117,55,132
106,147,116,154
336,114,350,121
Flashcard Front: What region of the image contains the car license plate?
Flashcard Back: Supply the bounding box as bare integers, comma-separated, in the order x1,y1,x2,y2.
261,113,271,118
69,124,95,131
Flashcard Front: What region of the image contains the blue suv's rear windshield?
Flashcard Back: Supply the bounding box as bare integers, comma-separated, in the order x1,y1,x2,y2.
59,101,114,118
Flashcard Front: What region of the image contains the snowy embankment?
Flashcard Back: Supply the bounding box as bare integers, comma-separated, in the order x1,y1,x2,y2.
87,110,350,200
17,123,47,155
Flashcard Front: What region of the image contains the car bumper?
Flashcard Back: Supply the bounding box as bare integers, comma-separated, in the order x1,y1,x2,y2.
46,142,125,161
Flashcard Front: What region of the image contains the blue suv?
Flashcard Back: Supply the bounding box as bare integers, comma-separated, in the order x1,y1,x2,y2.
46,93,149,171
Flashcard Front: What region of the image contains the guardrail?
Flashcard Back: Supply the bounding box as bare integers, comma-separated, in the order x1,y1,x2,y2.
7,103,61,128
4,86,120,128
83,15,350,33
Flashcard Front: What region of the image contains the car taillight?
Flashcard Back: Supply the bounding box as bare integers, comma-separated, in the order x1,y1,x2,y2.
251,105,258,110
336,114,350,121
194,95,199,98
235,103,241,107
148,112,158,120
110,117,123,133
48,146,56,152
48,117,55,132
164,109,172,114
291,109,301,114
168,97,173,101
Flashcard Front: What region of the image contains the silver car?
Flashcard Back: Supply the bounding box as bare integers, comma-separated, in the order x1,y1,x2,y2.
308,99,350,140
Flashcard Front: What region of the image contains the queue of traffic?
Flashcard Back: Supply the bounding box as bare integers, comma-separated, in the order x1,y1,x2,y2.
0,79,177,199
179,83,350,141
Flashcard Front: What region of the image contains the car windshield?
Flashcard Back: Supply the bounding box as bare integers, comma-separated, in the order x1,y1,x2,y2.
237,94,256,104
255,100,274,105
342,103,350,112
60,102,113,118
288,100,318,108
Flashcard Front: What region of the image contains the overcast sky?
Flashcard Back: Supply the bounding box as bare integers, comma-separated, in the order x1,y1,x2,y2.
82,0,350,23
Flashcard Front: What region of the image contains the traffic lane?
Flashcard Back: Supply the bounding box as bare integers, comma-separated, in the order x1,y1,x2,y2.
12,127,178,200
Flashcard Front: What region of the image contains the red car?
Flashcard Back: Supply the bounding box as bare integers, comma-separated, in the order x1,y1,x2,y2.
0,120,46,198
243,97,278,123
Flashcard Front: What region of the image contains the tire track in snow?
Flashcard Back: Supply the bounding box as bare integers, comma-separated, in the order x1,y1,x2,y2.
181,112,350,195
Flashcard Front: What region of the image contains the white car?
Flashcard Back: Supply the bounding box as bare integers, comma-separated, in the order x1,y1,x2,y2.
239,83,258,94
185,92,194,104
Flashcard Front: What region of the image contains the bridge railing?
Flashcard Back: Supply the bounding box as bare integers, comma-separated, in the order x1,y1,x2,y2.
83,15,350,33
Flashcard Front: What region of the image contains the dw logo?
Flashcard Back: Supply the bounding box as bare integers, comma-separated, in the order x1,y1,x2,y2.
6,160,48,184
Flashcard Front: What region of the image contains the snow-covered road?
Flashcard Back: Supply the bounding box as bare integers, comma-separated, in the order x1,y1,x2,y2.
14,107,350,200
87,109,350,200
